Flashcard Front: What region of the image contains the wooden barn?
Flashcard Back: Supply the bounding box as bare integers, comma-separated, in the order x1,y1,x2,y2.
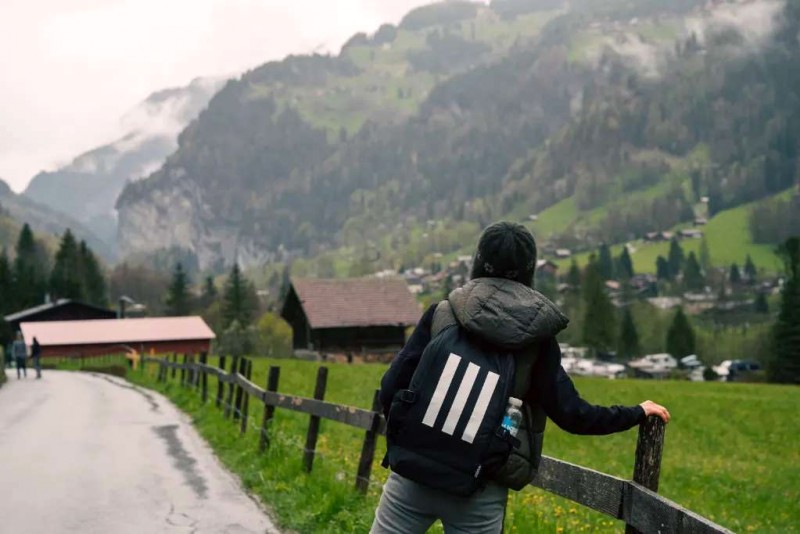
4,299,116,333
19,316,216,358
281,277,421,355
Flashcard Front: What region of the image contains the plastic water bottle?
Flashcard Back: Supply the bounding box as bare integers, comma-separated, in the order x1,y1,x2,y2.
501,397,523,437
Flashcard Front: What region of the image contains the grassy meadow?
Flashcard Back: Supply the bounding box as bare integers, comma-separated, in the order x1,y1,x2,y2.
100,357,800,533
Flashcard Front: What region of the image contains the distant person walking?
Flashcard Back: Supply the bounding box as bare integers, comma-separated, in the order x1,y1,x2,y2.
31,337,42,379
12,333,27,379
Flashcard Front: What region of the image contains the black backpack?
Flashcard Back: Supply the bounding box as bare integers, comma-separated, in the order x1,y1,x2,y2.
384,324,520,497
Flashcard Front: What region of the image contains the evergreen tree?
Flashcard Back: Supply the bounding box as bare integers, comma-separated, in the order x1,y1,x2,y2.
13,223,47,308
616,247,634,279
566,259,581,288
223,263,256,327
0,249,13,344
535,270,558,301
581,256,617,354
79,241,107,306
683,251,705,292
768,237,800,383
278,263,292,302
598,243,614,280
617,307,640,359
754,292,769,314
50,229,84,301
0,248,13,310
665,307,696,358
667,237,684,280
744,254,757,282
165,263,192,316
656,255,671,280
200,276,218,308
699,236,712,272
729,263,742,285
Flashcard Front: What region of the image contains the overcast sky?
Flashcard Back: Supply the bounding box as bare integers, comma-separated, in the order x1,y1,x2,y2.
0,0,433,192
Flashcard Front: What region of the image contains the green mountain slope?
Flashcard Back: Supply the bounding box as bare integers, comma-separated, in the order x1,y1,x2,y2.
556,188,796,274
116,0,798,274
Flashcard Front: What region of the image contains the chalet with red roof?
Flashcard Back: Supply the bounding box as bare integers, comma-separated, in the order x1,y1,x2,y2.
281,277,421,354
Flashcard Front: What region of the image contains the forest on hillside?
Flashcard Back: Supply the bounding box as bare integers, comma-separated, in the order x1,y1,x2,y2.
116,0,799,274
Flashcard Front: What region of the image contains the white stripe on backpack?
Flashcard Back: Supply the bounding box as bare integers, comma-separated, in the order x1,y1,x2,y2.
461,371,499,444
442,362,480,435
422,353,462,427
421,352,501,444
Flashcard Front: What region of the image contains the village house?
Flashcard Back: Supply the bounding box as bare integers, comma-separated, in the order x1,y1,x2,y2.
280,277,421,358
19,316,215,358
680,229,704,239
535,259,558,277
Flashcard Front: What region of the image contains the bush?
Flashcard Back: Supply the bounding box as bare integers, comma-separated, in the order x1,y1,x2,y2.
703,367,719,381
255,312,292,358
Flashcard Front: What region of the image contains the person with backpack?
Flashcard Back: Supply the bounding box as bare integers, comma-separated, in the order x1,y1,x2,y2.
372,222,669,533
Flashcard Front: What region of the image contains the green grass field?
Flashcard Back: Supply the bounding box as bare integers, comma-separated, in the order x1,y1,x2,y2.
109,357,800,533
552,191,789,274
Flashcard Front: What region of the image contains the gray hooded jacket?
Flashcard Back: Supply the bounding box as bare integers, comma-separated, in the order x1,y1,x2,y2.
430,278,568,488
380,277,645,490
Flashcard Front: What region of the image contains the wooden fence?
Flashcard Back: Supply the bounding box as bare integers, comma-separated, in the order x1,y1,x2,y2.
142,354,732,534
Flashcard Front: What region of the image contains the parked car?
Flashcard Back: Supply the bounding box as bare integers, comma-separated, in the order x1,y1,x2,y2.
680,355,702,369
712,359,762,381
628,353,678,371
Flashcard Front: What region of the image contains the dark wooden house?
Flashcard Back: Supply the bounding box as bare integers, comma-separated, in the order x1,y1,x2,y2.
281,277,421,354
4,299,116,333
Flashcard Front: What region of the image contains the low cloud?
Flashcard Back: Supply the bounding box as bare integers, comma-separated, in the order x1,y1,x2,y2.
686,0,784,47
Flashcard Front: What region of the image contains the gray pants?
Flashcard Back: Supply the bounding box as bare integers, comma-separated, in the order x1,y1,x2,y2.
371,472,508,533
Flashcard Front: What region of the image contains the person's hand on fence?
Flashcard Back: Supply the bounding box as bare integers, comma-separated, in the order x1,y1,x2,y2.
640,400,670,423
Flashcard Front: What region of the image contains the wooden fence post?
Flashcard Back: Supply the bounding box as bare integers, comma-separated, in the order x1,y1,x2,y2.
625,416,666,534
303,366,328,473
200,353,208,403
171,353,177,380
355,389,382,494
234,357,246,421
259,366,281,453
191,354,199,389
224,356,238,419
180,354,187,386
194,354,202,390
240,359,253,435
187,354,194,389
158,358,165,383
216,356,227,408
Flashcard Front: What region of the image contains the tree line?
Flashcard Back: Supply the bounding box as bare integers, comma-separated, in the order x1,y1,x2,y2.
0,224,106,344
554,236,800,383
162,262,291,359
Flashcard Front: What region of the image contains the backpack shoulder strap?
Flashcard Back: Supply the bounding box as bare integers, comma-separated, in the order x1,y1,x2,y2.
431,300,458,338
512,341,541,399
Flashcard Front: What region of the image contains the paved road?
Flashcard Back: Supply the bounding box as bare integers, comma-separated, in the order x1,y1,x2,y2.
0,370,280,533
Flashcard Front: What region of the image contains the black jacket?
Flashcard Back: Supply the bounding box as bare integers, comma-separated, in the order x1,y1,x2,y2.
380,302,644,435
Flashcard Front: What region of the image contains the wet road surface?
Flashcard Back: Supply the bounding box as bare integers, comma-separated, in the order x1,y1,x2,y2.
0,370,280,533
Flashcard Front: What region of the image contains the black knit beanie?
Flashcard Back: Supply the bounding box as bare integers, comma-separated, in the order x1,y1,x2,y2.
470,221,538,287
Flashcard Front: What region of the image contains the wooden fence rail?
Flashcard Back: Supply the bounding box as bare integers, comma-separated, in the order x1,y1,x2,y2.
143,355,732,534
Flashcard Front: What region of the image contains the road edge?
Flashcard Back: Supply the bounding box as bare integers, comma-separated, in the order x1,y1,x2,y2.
91,372,288,534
